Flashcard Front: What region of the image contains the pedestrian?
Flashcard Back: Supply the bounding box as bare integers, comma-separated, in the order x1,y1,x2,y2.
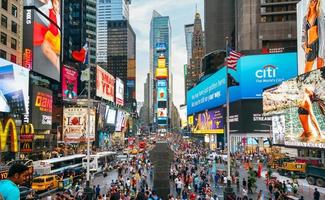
242,178,247,189
0,163,30,200
95,184,101,199
268,182,273,195
299,196,304,200
257,190,263,200
314,188,320,200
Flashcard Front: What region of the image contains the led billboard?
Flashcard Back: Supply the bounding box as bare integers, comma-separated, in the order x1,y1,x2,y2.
193,107,224,134
157,87,167,101
96,65,115,102
157,108,167,118
263,68,325,148
158,56,166,68
62,65,77,100
155,68,168,79
297,0,325,75
0,59,29,113
115,77,124,106
157,80,167,87
105,106,117,125
115,110,124,132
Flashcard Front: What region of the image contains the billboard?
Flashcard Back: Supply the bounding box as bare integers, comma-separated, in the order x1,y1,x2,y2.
263,68,325,148
193,107,224,134
157,87,167,101
105,106,117,125
31,85,52,130
157,80,167,87
115,110,124,132
115,77,124,106
23,9,61,81
62,66,78,100
180,105,187,128
0,59,29,113
155,68,168,79
158,56,166,68
157,108,167,118
63,107,96,142
96,65,115,102
297,0,325,75
156,43,167,52
272,115,286,145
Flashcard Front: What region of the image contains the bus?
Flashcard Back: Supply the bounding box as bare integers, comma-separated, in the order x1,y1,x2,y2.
82,151,117,173
33,154,86,176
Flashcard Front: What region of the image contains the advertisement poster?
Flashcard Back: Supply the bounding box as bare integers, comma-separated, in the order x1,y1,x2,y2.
179,105,188,128
158,56,166,68
96,65,115,102
272,115,286,145
0,59,29,113
115,110,124,132
28,8,61,81
62,66,78,100
157,80,167,87
105,106,117,125
157,87,167,101
193,108,224,134
115,77,124,106
297,0,325,75
31,85,52,130
263,68,325,148
155,68,168,79
63,107,95,142
157,108,167,117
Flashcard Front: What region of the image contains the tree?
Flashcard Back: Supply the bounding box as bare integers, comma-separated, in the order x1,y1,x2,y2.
248,167,257,192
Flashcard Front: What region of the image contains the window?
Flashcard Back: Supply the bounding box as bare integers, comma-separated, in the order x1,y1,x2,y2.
11,4,17,17
0,49,6,59
11,21,17,33
1,14,7,28
1,0,8,10
11,37,16,49
1,32,7,45
10,54,16,63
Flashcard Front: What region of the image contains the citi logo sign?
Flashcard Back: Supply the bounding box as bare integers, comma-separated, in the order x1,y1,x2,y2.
255,65,277,79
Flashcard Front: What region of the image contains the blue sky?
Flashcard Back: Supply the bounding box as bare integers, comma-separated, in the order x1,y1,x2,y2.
129,0,204,109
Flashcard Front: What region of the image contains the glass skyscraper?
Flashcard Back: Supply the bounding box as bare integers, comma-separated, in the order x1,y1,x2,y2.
96,0,130,63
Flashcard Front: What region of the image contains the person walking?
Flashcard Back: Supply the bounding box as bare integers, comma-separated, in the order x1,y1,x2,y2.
0,163,30,200
95,184,101,199
314,188,320,200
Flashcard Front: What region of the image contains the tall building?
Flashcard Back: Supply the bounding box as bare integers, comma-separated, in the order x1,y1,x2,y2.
106,20,136,105
96,0,131,63
63,0,97,65
149,10,171,129
186,12,205,90
204,0,235,53
236,0,298,51
184,24,194,66
0,0,23,65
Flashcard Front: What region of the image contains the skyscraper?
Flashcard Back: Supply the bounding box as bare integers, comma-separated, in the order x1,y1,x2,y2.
149,10,171,130
106,20,136,106
184,24,194,66
96,0,131,63
63,0,97,65
186,12,205,90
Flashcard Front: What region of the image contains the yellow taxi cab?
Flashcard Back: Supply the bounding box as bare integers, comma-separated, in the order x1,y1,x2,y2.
131,148,138,155
31,175,60,192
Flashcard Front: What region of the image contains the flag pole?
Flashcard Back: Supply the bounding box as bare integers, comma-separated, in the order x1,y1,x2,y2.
225,37,231,180
86,41,91,187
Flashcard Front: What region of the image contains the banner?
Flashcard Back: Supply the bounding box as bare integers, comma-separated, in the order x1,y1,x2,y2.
115,110,124,132
193,107,224,134
0,59,29,113
96,65,115,102
263,68,325,148
105,106,116,125
155,68,168,79
158,56,166,68
62,66,78,100
157,80,167,87
297,0,325,75
63,107,96,142
115,77,124,106
157,87,167,101
0,118,18,152
31,85,52,130
20,123,34,153
157,108,167,118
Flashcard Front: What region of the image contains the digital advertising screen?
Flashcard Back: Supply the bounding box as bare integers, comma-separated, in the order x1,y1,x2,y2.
272,115,286,145
23,8,61,81
63,107,95,142
180,105,187,128
155,68,168,79
297,0,325,75
157,87,167,101
158,56,166,68
105,106,117,125
193,107,224,134
115,110,124,132
157,108,167,118
157,80,167,87
31,85,53,130
115,77,124,106
263,68,325,148
156,43,166,52
0,59,29,114
96,65,115,102
62,65,78,100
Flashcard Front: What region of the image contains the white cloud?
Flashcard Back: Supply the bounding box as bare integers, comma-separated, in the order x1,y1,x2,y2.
129,0,204,110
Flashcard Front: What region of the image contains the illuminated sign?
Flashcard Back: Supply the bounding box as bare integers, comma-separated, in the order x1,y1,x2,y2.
96,65,115,102
31,85,52,130
20,123,34,153
158,56,166,68
155,68,168,79
0,118,18,152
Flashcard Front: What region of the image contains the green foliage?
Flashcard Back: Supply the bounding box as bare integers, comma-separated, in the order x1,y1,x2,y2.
248,167,257,189
267,166,273,178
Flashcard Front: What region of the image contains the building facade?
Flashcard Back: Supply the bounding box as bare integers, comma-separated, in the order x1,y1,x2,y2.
106,20,136,105
186,13,205,90
184,24,194,66
96,0,130,63
204,0,235,53
236,0,298,51
0,0,23,65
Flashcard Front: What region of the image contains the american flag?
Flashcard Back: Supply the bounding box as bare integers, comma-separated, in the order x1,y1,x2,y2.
227,49,243,70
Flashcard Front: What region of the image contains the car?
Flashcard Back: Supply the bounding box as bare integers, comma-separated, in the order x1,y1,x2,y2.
131,149,138,155
31,175,60,192
19,186,37,200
